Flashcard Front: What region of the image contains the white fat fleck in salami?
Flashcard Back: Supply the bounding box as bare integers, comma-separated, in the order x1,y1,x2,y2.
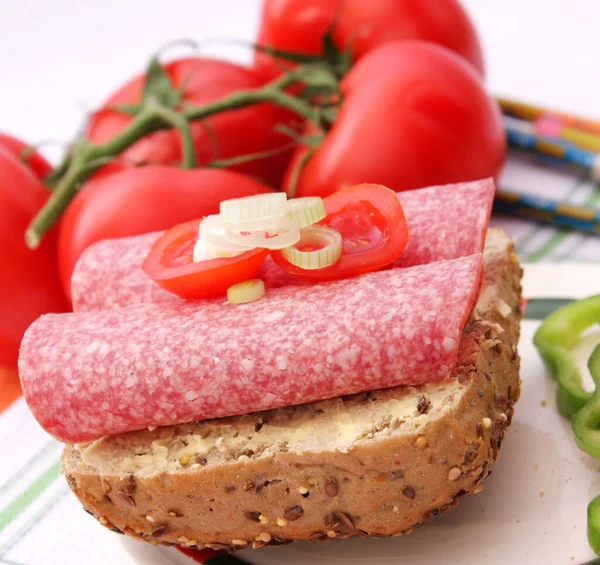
20,253,483,443
70,180,494,313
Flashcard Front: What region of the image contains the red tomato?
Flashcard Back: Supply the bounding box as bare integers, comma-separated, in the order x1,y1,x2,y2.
272,183,408,280
0,133,52,180
284,41,505,198
142,219,269,300
0,147,68,368
255,0,484,77
58,167,274,303
86,57,294,188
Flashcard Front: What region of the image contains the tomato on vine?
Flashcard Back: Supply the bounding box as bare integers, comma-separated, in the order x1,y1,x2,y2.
0,141,68,369
86,57,295,188
283,41,505,198
255,0,484,78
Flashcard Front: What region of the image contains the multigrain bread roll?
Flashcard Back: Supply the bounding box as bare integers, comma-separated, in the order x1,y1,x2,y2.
62,228,522,552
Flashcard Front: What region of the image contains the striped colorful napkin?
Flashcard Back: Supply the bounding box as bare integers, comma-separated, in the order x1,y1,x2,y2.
494,154,600,262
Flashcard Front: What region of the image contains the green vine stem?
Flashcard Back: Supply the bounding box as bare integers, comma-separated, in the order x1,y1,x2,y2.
285,147,316,199
150,100,196,169
205,141,297,170
25,64,333,249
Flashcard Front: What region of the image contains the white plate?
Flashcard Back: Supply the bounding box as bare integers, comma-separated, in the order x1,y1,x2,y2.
118,264,600,565
522,263,600,299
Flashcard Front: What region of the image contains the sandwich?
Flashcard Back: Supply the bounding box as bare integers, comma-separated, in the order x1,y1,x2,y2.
18,179,522,554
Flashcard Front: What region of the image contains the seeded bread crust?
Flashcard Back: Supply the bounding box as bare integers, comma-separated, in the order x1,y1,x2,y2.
62,228,522,552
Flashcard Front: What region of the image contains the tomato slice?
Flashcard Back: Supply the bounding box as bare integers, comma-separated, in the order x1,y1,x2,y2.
142,219,269,300
271,184,409,281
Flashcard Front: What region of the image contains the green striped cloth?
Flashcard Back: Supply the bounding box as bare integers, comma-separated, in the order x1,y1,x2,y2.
495,155,600,263
0,155,598,565
0,399,128,565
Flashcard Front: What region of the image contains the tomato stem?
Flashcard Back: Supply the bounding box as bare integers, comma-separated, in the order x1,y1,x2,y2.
26,140,96,248
181,69,320,124
205,141,296,169
43,149,72,189
149,99,197,169
26,63,334,248
285,146,316,198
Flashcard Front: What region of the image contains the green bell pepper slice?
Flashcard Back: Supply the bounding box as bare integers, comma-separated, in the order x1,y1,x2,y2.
572,345,600,459
534,295,600,555
589,493,600,557
534,295,600,419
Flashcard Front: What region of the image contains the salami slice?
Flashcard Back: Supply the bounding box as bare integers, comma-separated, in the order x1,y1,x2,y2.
20,254,483,443
71,179,494,312
70,233,302,312
71,232,177,310
393,178,494,268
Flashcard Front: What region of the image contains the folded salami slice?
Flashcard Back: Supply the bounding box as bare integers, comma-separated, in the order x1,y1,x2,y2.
20,254,483,443
391,178,494,268
71,179,494,312
71,231,179,311
71,233,301,312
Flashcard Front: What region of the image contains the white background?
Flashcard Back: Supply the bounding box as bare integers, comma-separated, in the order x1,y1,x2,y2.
1,0,599,162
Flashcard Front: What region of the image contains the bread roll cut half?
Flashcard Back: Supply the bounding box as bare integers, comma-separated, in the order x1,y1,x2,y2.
63,228,522,552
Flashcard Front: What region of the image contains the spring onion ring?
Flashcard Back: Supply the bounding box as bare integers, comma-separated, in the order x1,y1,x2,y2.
220,193,287,225
225,217,301,250
198,215,254,252
196,196,332,264
280,225,342,270
285,197,326,229
227,279,265,304
192,235,246,263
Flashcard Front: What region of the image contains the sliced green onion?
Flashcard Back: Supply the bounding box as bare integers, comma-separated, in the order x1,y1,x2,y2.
227,279,265,304
223,215,289,233
198,215,254,252
220,193,287,225
192,235,247,263
218,195,324,236
224,218,300,250
280,225,342,270
285,197,326,229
